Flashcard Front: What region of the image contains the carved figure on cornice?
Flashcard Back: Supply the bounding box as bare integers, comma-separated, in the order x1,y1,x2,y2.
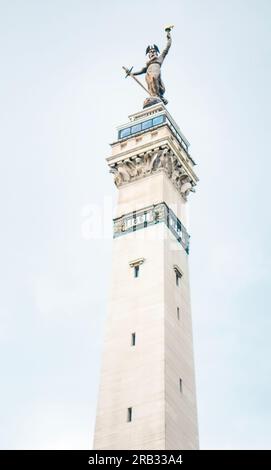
171,158,185,186
117,162,131,182
148,149,163,173
142,149,156,173
180,176,195,199
134,156,145,176
163,149,174,177
151,148,166,172
110,166,123,186
124,159,138,178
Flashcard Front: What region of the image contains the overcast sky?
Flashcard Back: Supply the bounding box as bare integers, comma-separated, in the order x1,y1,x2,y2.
0,0,271,449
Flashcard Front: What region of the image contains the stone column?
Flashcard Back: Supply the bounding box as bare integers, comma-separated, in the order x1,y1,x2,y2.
94,104,199,450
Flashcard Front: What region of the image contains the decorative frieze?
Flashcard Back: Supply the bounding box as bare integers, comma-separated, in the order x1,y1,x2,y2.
109,146,196,200
113,202,190,254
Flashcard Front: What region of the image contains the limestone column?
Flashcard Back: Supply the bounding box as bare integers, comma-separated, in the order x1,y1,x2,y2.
94,103,199,450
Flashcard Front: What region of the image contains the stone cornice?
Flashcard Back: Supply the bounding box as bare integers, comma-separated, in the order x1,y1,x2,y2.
110,123,193,165
107,141,198,201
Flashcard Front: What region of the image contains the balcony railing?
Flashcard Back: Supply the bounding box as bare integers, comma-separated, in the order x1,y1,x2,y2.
113,202,190,254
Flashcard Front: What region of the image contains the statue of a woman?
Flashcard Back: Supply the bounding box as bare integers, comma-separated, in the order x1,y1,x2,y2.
132,29,172,107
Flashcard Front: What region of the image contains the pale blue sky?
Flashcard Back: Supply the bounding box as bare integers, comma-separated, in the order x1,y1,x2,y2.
0,0,271,449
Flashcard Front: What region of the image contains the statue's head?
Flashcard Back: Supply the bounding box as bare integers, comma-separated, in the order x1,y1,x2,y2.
146,44,160,60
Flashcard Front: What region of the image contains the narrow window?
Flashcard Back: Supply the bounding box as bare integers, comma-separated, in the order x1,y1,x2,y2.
131,332,136,346
179,378,183,393
127,407,132,422
177,307,180,320
176,271,182,286
174,266,182,286
129,258,145,277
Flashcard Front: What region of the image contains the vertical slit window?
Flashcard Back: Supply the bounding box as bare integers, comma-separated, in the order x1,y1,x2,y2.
176,272,180,286
129,258,145,277
177,307,180,320
127,407,132,422
131,333,136,346
174,266,182,286
179,378,183,393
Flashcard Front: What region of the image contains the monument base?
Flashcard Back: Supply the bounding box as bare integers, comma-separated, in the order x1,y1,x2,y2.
143,96,168,108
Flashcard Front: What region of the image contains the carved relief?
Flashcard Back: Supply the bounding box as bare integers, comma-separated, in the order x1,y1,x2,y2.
109,146,196,200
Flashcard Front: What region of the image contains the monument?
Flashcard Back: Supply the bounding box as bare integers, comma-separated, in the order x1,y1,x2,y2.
94,27,199,450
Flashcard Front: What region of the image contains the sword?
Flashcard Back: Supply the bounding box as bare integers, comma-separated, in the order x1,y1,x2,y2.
122,66,151,96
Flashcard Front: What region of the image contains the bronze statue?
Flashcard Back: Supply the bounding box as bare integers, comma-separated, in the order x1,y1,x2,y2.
123,26,173,108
